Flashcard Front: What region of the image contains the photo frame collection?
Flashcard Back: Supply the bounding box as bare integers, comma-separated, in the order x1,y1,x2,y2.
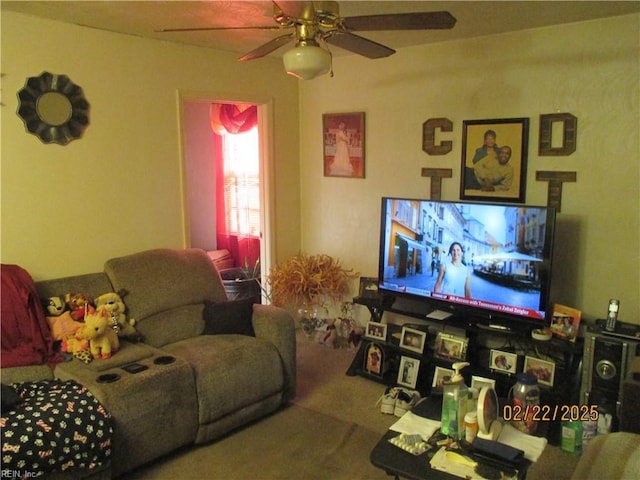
322,114,530,193
324,112,579,209
363,322,426,388
489,349,556,387
361,322,557,388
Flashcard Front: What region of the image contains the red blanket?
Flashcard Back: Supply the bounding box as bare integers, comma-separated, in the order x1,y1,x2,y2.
1,264,60,367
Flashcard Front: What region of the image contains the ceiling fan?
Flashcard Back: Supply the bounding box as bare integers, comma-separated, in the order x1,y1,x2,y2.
159,1,456,80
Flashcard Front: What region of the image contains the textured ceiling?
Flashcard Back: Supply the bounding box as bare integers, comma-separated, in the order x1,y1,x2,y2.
4,1,639,58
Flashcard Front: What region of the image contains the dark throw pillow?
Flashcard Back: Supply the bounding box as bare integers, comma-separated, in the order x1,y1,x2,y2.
1,384,24,414
203,298,256,336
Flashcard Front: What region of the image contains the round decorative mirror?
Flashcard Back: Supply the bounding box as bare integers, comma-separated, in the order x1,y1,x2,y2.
17,71,90,145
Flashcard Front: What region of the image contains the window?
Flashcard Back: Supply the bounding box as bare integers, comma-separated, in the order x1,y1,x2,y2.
221,126,260,237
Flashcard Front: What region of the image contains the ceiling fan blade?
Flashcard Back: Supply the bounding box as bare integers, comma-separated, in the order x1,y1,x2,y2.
272,1,316,20
238,33,295,61
342,11,456,31
326,32,395,59
158,25,283,33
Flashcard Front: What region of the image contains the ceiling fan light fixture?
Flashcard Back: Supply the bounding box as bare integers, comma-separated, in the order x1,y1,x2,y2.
282,42,331,80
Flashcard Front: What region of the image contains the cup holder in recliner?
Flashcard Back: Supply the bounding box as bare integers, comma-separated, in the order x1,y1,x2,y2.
96,373,121,383
154,355,176,365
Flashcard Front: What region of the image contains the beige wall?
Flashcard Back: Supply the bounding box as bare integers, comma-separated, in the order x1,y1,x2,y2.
298,14,640,323
2,11,638,324
1,11,301,279
182,101,217,252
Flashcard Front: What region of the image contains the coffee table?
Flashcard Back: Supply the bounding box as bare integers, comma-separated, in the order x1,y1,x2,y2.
369,397,530,480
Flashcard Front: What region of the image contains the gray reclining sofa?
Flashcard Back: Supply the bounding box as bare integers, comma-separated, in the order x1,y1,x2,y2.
1,248,296,478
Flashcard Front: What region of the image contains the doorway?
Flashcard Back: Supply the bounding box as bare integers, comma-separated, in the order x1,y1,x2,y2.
179,93,274,286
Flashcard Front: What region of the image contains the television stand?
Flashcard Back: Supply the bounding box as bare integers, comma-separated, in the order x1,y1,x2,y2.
348,295,584,425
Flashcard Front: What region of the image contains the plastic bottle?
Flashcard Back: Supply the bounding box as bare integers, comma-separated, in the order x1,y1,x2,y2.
440,375,454,437
511,372,540,435
464,411,478,443
582,419,597,446
441,362,469,440
561,419,583,455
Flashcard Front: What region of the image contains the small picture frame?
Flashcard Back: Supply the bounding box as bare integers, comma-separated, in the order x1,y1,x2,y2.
397,356,420,389
432,366,454,390
435,332,468,361
359,277,379,298
490,349,518,374
364,343,384,377
399,327,426,354
323,112,365,178
471,375,496,392
550,303,582,342
524,356,556,387
365,321,387,341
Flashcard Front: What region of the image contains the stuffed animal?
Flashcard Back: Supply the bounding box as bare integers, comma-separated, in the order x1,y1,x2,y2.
44,296,66,317
46,311,84,345
43,296,92,363
94,291,142,342
64,292,95,321
80,309,119,359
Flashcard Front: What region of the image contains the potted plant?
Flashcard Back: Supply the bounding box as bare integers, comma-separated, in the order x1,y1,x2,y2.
219,258,261,304
266,253,357,336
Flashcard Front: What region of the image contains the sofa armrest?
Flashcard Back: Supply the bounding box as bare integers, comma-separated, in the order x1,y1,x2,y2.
252,304,296,402
570,432,640,480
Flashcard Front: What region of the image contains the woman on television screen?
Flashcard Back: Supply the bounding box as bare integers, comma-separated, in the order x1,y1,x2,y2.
434,242,471,297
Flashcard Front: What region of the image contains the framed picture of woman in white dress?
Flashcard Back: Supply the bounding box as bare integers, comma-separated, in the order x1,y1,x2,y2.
323,112,365,178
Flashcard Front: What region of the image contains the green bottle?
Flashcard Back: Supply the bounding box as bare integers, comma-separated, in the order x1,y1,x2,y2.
440,362,469,439
441,376,454,436
561,420,582,455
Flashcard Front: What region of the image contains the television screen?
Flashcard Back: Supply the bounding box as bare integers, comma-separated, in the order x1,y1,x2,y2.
378,197,556,325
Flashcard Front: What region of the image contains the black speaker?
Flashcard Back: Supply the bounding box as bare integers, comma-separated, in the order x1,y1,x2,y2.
581,331,639,419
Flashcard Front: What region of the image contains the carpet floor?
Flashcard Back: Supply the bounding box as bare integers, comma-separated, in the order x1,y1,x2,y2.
123,329,579,479
124,404,389,480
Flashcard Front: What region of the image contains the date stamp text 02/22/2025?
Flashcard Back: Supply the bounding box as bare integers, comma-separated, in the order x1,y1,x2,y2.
502,404,599,423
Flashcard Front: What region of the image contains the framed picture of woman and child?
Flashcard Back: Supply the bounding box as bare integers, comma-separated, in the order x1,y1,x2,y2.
460,118,529,203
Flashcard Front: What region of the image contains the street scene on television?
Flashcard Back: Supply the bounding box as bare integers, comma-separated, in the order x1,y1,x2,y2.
379,198,553,320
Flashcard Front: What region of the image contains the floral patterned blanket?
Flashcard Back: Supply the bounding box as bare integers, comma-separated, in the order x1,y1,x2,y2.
1,379,112,477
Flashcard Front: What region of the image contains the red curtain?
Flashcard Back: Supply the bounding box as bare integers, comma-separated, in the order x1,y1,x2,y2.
212,103,259,270
211,103,257,135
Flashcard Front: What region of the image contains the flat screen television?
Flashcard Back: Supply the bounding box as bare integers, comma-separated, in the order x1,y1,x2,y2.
378,197,556,329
